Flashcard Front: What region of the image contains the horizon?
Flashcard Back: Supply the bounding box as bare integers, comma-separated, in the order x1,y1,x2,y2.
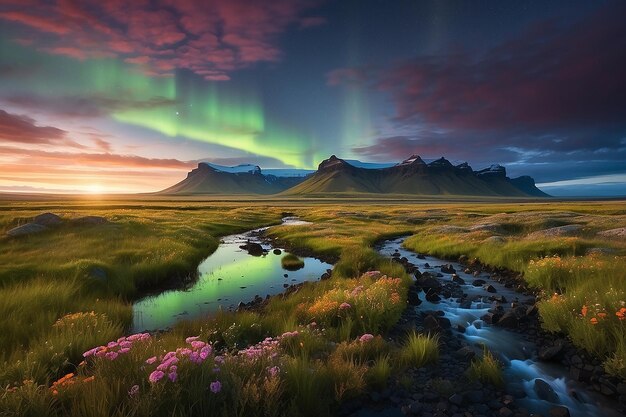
1,0,625,196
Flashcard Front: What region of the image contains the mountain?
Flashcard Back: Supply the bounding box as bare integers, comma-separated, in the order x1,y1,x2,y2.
282,155,549,197
159,162,309,195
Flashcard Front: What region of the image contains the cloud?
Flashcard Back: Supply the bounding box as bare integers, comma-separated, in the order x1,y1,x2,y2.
339,2,626,184
0,108,90,149
4,94,177,118
0,0,326,80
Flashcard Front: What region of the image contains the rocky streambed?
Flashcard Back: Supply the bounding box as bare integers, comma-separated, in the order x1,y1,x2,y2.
340,237,625,417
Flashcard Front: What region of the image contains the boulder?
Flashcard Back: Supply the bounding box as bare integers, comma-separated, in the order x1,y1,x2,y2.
483,284,497,293
496,311,519,328
273,249,282,255
239,242,264,256
408,288,422,306
33,212,62,226
534,379,559,403
7,223,48,237
472,279,486,287
440,264,456,274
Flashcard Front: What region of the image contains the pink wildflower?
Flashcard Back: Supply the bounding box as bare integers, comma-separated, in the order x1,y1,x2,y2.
149,370,164,383
105,351,119,361
83,347,99,358
128,384,139,397
339,302,352,310
359,334,374,343
185,336,200,343
118,347,131,354
145,356,157,365
168,371,177,382
268,366,280,377
210,380,222,393
191,340,206,350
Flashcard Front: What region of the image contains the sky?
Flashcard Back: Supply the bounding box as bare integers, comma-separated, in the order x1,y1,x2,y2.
0,0,625,195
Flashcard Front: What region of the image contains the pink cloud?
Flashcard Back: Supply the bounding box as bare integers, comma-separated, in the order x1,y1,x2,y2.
0,0,326,80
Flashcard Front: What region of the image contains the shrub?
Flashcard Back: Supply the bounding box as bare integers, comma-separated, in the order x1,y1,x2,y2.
281,254,305,271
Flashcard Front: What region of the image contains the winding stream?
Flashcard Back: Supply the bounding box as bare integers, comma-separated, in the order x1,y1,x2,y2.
132,220,618,416
378,237,620,417
132,218,331,332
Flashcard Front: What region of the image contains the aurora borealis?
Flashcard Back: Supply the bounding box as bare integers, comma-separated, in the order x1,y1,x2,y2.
0,0,625,195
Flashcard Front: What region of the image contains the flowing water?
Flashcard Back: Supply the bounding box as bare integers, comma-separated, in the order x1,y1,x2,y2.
132,218,331,331
377,236,620,417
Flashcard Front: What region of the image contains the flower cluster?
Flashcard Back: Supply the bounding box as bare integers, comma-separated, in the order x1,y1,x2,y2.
147,336,213,384
359,334,374,343
49,373,94,396
239,336,280,361
83,332,151,361
580,302,626,325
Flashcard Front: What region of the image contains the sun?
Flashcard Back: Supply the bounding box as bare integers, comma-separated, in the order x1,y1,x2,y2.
86,184,104,194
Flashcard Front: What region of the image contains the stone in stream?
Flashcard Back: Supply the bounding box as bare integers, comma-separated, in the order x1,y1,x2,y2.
417,274,442,291
483,284,497,293
6,223,48,237
538,340,566,362
407,287,422,306
549,406,571,417
320,272,331,280
416,254,426,259
451,274,465,284
472,279,486,287
496,311,519,328
425,292,441,302
440,264,456,274
239,242,264,256
534,378,559,403
273,249,282,255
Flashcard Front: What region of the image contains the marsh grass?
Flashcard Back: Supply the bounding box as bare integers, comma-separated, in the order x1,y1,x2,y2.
399,332,439,368
467,349,504,387
280,254,305,271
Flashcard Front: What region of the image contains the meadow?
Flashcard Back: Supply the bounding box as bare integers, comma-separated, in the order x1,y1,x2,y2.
0,197,625,416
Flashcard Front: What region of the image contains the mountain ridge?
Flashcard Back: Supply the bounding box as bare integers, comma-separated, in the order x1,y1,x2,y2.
159,155,549,197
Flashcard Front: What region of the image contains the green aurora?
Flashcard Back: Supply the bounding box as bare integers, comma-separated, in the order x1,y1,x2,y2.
0,39,316,168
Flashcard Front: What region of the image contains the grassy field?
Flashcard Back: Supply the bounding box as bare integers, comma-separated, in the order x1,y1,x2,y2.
0,197,625,416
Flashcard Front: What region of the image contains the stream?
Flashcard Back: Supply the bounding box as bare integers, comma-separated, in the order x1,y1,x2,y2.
133,220,619,416
132,217,331,332
377,237,620,417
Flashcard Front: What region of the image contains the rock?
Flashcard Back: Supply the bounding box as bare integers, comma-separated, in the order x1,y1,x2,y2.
466,390,484,403
33,212,62,226
498,407,514,417
597,227,626,239
526,304,539,316
273,249,282,255
417,274,442,291
452,274,466,285
320,272,330,280
549,406,570,417
449,393,464,406
496,312,519,329
481,312,502,324
483,284,497,293
457,324,467,334
472,279,486,287
441,264,456,274
408,288,422,306
458,255,468,263
425,292,441,302
72,215,108,225
538,340,565,362
423,315,441,332
239,242,264,256
456,346,476,360
529,225,582,239
484,236,506,245
534,379,559,403
6,223,48,237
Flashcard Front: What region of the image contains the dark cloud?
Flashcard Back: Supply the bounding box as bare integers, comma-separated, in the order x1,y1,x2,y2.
0,0,326,80
0,109,87,148
342,1,626,183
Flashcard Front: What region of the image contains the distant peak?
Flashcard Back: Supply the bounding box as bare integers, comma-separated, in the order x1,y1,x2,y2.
428,157,453,167
318,155,349,170
476,164,506,178
398,155,425,166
